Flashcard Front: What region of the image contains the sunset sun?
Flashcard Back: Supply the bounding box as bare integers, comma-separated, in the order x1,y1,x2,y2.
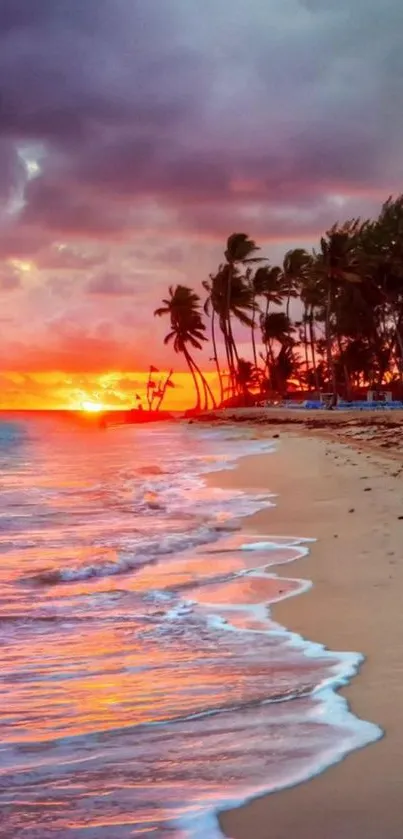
81,400,105,413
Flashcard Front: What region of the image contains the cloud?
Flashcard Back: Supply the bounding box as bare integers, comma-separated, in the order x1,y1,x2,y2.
34,245,107,271
0,0,402,390
86,271,139,296
0,139,25,210
0,263,21,290
0,316,150,373
2,0,402,248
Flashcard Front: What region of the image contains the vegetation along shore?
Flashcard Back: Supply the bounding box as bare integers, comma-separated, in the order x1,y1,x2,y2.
154,195,403,410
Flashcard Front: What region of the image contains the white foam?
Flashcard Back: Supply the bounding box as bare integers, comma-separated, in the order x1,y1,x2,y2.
164,529,383,838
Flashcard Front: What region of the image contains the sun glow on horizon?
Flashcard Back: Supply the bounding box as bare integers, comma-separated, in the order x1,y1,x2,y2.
0,371,220,411
81,400,105,413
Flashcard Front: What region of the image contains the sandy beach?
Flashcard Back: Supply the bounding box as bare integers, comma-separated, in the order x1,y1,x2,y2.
206,425,403,839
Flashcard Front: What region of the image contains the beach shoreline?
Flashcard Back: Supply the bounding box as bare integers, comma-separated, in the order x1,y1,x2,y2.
205,426,403,839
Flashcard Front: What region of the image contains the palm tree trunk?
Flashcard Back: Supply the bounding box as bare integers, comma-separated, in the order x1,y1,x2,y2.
229,319,239,365
393,312,403,386
197,365,208,410
206,376,217,409
225,263,237,397
222,319,235,398
266,339,276,390
336,331,351,399
285,271,294,321
251,296,258,368
191,356,217,409
308,312,320,393
227,330,236,395
325,281,337,403
211,309,224,405
303,315,310,381
261,294,271,372
285,281,291,320
227,315,240,393
372,286,403,391
183,347,201,411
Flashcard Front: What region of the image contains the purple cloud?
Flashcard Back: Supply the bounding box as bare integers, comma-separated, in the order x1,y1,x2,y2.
86,271,139,296
2,0,401,247
0,0,402,374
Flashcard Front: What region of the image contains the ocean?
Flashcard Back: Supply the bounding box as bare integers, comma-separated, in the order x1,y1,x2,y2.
0,416,381,838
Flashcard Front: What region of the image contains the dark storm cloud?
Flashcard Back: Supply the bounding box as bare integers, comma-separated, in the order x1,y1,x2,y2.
0,140,25,208
0,0,402,246
0,0,204,147
0,0,179,141
21,178,131,237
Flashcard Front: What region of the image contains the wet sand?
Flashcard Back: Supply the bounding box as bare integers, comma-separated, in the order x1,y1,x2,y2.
208,430,403,839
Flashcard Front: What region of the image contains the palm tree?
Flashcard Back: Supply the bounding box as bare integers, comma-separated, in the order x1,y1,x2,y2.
236,358,262,403
154,285,215,411
271,344,300,395
224,267,255,366
152,194,403,411
299,265,324,393
250,265,282,367
203,272,225,405
203,265,254,403
223,233,263,395
314,222,361,401
360,199,403,386
260,311,294,392
261,311,293,360
281,249,310,319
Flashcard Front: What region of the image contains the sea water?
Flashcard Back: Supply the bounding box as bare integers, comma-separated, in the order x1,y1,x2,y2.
0,416,381,837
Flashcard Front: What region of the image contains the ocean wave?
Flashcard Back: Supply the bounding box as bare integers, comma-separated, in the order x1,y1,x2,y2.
25,527,226,584
0,422,383,839
24,490,272,586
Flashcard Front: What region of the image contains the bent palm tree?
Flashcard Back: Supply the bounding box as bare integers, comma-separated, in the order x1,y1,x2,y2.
154,285,214,411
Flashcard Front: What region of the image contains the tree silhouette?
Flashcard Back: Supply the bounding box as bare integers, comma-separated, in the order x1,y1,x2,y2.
153,194,403,409
154,285,215,410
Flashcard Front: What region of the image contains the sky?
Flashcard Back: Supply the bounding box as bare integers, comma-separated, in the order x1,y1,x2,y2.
0,0,402,409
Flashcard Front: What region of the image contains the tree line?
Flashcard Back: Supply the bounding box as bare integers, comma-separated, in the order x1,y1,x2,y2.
154,195,403,410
